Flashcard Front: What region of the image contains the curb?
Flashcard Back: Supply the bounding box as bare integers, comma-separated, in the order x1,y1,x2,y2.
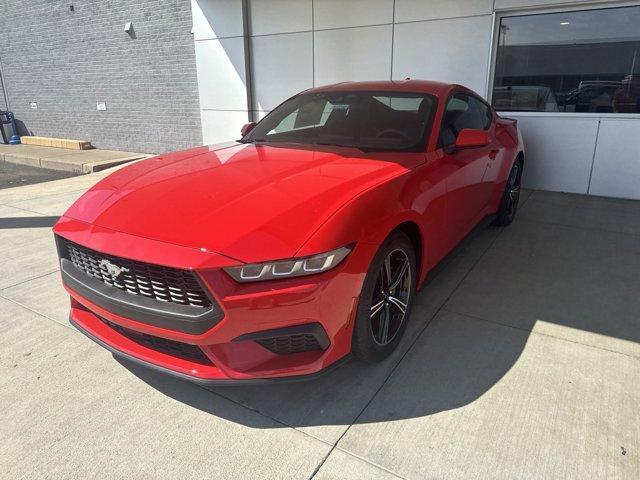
0,150,152,173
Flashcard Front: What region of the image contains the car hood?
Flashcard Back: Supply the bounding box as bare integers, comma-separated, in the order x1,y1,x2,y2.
64,142,423,263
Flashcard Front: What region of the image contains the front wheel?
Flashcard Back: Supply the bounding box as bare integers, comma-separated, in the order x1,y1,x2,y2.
493,157,523,226
352,231,416,363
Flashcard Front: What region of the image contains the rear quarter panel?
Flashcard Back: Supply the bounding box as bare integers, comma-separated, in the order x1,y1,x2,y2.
488,116,524,210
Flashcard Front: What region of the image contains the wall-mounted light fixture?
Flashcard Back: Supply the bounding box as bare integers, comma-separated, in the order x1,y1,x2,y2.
124,22,136,39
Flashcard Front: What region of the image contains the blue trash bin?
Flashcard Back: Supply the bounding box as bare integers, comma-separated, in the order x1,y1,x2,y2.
0,110,20,144
7,111,20,144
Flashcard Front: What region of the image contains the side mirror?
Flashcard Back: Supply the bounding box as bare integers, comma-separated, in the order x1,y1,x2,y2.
241,122,256,137
454,129,490,149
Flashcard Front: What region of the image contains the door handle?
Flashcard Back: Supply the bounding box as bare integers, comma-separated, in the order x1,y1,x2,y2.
489,149,499,160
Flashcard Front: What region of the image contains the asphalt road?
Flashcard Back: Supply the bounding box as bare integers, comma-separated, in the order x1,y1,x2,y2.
0,161,78,189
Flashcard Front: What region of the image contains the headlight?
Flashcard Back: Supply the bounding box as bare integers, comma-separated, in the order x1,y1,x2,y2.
224,245,353,283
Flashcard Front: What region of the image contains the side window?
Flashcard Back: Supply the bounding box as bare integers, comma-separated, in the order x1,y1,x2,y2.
438,93,490,148
469,96,493,129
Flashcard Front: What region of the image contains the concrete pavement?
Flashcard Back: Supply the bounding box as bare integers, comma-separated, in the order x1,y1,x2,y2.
0,167,638,479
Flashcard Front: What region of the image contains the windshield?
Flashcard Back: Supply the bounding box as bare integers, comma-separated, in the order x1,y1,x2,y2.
242,91,438,152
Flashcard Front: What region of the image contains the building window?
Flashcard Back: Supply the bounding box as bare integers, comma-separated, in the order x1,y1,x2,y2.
492,5,640,114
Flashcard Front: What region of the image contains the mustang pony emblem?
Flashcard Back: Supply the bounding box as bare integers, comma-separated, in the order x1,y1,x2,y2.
99,259,129,278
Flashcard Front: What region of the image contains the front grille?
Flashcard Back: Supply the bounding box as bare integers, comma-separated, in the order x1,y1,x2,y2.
257,334,323,355
64,239,211,309
101,317,212,365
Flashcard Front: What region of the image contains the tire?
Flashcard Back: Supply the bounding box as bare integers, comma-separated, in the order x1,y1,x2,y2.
493,157,523,227
352,231,417,363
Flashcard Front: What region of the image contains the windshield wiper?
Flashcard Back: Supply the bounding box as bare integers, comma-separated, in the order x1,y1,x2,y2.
243,139,402,153
359,146,406,152
315,142,405,153
316,141,365,151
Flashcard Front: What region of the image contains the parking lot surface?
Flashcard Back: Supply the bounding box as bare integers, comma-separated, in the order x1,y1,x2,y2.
0,161,78,190
1,167,638,479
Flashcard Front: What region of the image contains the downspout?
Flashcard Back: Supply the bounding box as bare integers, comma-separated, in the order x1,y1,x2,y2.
241,0,256,122
0,51,10,110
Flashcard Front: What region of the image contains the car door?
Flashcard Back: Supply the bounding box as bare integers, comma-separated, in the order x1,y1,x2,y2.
438,93,496,242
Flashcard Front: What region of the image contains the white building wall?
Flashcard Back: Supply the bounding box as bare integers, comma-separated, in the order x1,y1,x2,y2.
512,114,600,194
192,0,640,200
393,15,493,94
590,118,640,198
191,0,248,144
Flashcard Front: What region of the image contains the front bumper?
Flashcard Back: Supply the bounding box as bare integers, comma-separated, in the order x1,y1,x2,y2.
55,217,373,382
70,313,351,385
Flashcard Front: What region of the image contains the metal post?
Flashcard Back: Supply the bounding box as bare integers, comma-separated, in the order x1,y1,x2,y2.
0,52,10,110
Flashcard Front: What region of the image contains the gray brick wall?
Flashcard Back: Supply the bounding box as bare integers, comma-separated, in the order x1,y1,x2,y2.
0,0,202,153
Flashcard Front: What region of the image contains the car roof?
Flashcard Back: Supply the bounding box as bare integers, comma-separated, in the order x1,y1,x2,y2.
303,80,461,98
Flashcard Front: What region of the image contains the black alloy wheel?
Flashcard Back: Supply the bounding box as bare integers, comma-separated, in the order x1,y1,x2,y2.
369,249,412,346
493,157,523,226
352,231,416,363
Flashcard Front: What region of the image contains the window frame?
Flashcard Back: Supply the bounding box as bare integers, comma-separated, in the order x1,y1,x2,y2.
437,90,495,149
487,0,640,120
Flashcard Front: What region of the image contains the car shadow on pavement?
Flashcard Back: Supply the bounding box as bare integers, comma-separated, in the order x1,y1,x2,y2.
116,190,640,430
118,313,529,429
117,221,532,430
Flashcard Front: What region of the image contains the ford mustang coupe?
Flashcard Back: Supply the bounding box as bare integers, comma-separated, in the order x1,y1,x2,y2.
53,80,524,384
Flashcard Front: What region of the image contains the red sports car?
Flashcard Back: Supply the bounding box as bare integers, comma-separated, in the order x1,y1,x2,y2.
53,81,524,384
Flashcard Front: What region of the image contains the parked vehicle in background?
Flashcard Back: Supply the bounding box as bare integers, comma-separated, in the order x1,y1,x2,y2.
53,80,524,384
492,85,559,112
558,81,621,113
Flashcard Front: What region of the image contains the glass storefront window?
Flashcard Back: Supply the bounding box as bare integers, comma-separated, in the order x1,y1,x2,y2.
492,6,640,114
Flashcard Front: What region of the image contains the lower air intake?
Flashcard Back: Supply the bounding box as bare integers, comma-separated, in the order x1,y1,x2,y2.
100,317,212,365
257,334,323,355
